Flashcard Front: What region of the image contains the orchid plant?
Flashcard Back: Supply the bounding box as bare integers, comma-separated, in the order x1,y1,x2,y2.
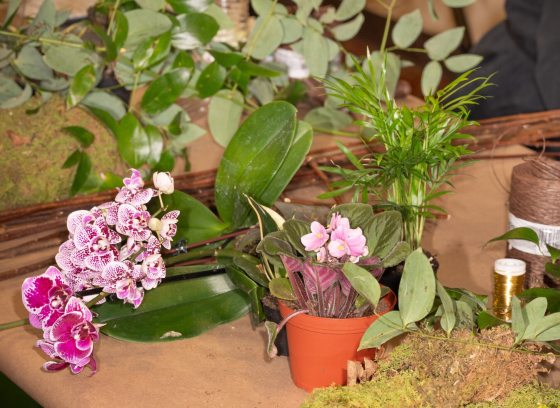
20,169,179,374
258,203,411,356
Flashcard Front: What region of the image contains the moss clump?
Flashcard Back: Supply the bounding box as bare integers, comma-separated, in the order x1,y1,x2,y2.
302,371,424,408
302,327,560,407
0,96,122,210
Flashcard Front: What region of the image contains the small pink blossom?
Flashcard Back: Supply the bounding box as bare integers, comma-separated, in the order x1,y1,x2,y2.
123,169,144,191
159,211,179,249
22,266,73,329
101,261,144,308
153,172,174,194
301,221,329,251
116,204,152,242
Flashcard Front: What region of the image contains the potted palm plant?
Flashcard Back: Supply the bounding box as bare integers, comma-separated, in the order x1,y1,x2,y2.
257,202,410,391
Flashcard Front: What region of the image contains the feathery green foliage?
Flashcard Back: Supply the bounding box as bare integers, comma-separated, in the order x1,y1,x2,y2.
320,57,493,248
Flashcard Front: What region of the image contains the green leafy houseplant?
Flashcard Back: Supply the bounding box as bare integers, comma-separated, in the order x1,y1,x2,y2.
320,60,492,249
251,203,409,350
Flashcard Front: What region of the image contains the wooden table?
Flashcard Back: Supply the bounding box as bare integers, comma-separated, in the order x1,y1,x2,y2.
0,144,526,407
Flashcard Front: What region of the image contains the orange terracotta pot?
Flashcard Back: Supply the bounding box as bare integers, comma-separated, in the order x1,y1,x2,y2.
279,291,397,392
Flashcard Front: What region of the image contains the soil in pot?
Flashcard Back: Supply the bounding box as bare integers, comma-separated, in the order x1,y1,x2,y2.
280,291,397,392
261,294,289,356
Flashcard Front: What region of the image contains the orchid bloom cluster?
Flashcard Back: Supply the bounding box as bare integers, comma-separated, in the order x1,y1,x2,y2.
301,213,368,264
21,170,179,375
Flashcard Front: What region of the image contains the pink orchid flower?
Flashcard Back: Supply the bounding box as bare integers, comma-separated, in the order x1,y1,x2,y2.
301,221,329,251
38,297,100,375
22,266,73,329
101,261,145,308
116,204,152,242
159,210,179,249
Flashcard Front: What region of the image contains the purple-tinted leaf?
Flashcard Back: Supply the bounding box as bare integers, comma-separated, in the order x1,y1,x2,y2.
302,261,338,295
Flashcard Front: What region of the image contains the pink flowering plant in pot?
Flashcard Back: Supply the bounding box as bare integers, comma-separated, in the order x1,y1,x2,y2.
257,203,411,356
20,169,180,374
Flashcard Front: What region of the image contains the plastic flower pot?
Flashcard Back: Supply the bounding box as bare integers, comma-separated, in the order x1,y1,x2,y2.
279,290,397,392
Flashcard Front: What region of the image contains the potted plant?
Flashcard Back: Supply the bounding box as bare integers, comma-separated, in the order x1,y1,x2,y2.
256,202,410,391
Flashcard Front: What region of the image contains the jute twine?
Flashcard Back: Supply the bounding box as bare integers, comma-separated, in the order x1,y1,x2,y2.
508,158,560,288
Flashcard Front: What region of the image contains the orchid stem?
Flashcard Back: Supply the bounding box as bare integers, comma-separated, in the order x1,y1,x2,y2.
0,318,29,331
85,292,109,308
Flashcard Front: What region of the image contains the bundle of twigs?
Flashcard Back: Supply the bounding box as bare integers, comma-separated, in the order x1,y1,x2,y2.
1,109,560,280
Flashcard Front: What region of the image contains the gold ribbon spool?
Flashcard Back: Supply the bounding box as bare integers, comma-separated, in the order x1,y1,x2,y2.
493,258,526,321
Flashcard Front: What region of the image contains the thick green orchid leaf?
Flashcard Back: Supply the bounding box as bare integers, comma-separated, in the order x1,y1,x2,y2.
95,274,249,342
215,101,297,229
161,191,229,243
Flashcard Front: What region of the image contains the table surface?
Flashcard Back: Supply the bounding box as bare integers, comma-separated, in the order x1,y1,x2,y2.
0,144,526,408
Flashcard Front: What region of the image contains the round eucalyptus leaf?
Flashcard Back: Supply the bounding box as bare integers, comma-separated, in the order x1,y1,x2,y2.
444,53,483,73
334,0,365,21
14,45,53,80
0,75,24,103
424,27,465,61
331,13,364,42
243,15,284,60
166,0,213,13
135,0,165,10
172,13,219,50
124,9,172,49
251,0,288,16
208,89,244,147
443,0,476,7
421,60,442,96
116,113,151,167
0,83,31,109
44,46,99,76
302,27,329,77
391,9,423,49
67,64,97,108
81,91,126,120
279,16,303,44
141,68,191,115
319,6,336,24
196,62,226,98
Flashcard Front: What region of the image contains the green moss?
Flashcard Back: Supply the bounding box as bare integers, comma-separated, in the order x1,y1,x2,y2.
302,328,558,407
0,96,122,210
468,384,560,408
301,371,425,408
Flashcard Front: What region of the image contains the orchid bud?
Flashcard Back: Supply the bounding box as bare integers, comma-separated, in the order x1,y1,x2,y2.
153,172,174,194
149,217,163,232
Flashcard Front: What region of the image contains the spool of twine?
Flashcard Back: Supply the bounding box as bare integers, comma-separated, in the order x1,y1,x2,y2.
508,159,560,288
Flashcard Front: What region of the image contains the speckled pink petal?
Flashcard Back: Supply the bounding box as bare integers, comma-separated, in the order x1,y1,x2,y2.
36,340,57,358
22,276,52,312
50,312,82,341
64,297,92,321
67,210,90,235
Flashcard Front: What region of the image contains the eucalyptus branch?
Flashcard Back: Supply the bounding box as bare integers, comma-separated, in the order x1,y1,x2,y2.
379,0,397,53
108,0,123,39
243,0,279,60
0,30,102,50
